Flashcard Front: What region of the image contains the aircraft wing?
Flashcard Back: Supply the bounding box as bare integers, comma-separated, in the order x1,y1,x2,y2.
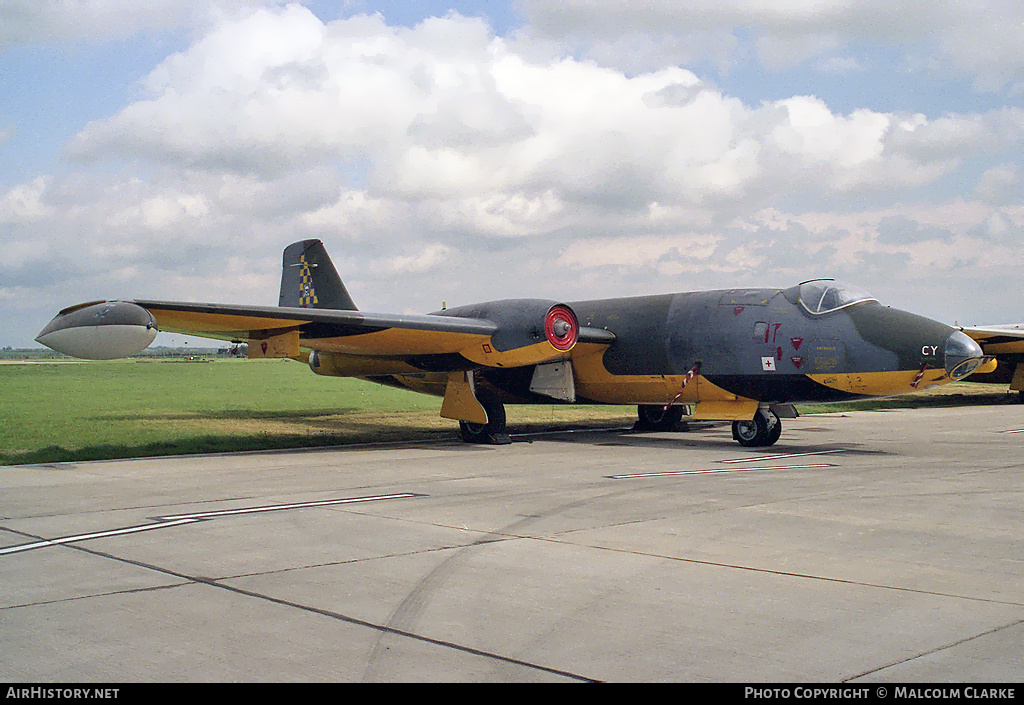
959,323,1024,355
37,298,616,368
958,323,1024,392
137,299,497,355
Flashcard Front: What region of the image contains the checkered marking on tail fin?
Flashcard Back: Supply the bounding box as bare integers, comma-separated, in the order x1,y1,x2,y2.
299,255,318,307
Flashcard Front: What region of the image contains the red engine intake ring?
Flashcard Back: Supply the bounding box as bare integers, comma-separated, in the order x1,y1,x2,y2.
544,304,579,352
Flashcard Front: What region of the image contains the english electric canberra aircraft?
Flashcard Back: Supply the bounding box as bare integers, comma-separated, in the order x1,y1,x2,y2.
38,239,1002,447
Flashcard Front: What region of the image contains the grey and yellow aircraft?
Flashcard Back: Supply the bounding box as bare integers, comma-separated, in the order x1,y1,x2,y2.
37,239,993,447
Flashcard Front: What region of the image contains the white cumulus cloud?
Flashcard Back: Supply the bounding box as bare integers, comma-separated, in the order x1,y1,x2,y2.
67,7,1022,220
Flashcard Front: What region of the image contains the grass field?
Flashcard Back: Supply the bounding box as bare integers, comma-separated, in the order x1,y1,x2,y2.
0,358,636,465
0,357,1017,465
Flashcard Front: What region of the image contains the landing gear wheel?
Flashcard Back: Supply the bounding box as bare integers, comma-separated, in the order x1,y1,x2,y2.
765,413,782,445
732,409,782,447
635,404,685,432
458,388,511,445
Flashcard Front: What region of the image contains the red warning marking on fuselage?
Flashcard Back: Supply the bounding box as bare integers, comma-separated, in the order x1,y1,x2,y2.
482,343,492,353
791,356,804,369
791,337,804,350
734,307,745,316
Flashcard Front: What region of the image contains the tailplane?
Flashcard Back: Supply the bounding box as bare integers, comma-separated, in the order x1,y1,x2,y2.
279,239,357,310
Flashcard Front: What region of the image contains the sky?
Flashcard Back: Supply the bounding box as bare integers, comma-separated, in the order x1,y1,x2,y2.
2,0,1023,349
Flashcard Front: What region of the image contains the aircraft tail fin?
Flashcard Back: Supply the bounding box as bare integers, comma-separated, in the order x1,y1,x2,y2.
279,240,358,311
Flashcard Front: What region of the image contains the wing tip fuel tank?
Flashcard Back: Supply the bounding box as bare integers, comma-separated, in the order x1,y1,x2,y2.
36,301,158,360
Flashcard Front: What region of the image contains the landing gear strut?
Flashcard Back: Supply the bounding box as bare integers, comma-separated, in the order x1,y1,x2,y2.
459,388,511,445
732,408,782,447
634,404,686,432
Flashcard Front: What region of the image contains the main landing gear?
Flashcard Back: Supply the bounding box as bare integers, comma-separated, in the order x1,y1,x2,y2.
634,404,686,432
732,408,782,447
458,388,511,445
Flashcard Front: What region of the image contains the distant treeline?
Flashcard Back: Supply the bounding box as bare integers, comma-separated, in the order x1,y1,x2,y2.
0,345,247,360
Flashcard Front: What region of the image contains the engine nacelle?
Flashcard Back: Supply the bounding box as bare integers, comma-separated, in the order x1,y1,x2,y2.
308,350,422,377
438,299,580,368
36,301,158,359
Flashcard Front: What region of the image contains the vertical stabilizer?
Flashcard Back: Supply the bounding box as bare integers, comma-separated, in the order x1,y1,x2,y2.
279,240,357,311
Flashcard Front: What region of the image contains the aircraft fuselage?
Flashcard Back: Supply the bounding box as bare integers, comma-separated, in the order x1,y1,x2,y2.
370,282,982,413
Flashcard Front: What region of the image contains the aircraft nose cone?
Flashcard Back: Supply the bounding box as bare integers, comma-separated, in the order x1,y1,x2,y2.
944,329,984,380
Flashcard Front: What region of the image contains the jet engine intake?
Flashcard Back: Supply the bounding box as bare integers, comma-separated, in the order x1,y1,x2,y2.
545,304,579,351
437,299,581,368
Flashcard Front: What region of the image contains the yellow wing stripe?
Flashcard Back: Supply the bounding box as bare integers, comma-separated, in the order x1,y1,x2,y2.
311,327,490,357
147,308,311,337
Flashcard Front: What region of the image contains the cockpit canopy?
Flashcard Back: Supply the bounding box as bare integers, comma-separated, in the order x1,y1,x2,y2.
788,279,877,315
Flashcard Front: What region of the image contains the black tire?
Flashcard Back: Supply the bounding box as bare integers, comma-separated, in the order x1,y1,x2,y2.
459,388,508,444
635,404,684,432
458,419,487,443
732,410,781,447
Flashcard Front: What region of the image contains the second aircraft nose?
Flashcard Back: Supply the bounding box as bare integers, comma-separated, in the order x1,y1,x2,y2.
944,330,984,380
